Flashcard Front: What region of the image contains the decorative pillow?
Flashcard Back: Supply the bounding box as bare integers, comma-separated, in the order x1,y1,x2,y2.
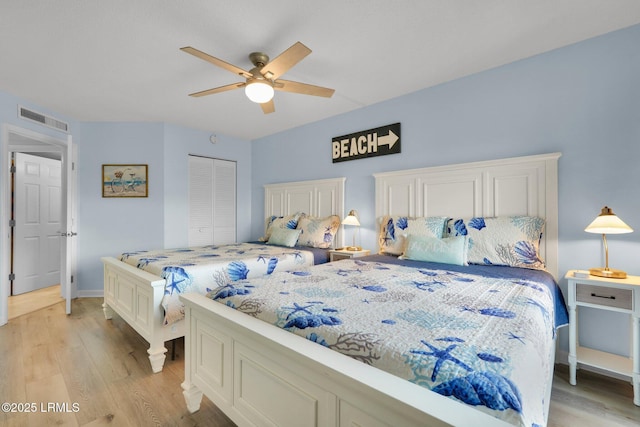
378,216,448,255
267,228,302,247
445,216,546,269
296,214,340,248
399,235,468,266
260,212,303,241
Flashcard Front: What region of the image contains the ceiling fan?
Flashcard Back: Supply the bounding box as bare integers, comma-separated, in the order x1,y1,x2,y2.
180,41,335,114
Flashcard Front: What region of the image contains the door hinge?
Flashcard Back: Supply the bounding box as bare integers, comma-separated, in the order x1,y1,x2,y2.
9,273,15,281
10,165,16,174
71,275,74,283
9,219,15,227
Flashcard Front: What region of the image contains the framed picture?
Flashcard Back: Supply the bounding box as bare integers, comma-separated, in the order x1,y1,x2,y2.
102,164,148,198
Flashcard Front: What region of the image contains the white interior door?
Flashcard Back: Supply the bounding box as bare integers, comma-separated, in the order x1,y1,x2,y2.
1,125,76,325
13,153,62,295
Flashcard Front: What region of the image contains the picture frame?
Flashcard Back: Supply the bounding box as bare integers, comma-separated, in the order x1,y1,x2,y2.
102,164,148,198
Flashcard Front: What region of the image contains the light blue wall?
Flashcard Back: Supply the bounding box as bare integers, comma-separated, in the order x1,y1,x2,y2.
76,122,167,292
251,25,640,357
76,122,252,293
162,123,253,248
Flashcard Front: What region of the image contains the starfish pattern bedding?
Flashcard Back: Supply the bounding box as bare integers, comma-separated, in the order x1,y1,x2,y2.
119,243,318,325
206,255,568,427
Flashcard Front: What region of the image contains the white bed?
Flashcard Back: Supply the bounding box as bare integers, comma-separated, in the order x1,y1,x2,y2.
179,153,563,426
101,177,345,373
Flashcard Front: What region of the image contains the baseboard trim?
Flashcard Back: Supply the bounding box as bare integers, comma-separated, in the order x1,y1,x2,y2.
76,290,104,298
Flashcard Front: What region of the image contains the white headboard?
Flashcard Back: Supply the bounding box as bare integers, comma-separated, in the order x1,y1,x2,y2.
373,153,561,279
264,177,346,248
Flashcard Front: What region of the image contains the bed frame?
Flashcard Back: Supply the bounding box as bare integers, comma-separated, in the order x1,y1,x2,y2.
102,177,345,373
180,153,561,426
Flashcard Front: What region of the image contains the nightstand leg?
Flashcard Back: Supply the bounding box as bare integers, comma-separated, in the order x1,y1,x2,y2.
569,304,577,385
633,313,640,406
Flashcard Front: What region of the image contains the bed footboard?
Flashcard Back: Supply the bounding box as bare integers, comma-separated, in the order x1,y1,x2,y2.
180,293,511,427
102,256,183,373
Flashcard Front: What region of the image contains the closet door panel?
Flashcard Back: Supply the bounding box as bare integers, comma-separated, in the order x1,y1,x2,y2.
188,156,214,246
213,159,236,245
188,156,236,247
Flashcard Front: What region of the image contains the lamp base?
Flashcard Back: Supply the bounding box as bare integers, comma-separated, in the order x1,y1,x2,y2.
345,246,362,251
589,267,627,279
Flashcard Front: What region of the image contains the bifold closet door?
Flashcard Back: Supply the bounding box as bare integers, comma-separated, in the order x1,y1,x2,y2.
188,156,236,246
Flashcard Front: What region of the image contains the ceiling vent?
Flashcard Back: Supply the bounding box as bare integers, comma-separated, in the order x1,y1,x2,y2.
17,105,69,133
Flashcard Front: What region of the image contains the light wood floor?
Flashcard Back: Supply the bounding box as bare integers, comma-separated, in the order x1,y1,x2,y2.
1,298,639,427
8,284,63,320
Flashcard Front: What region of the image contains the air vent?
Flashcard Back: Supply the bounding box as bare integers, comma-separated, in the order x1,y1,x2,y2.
18,105,69,133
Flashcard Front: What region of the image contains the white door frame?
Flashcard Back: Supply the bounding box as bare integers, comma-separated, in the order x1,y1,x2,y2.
0,124,76,325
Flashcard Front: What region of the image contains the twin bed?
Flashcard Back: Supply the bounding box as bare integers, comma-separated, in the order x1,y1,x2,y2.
102,177,345,372
103,153,567,426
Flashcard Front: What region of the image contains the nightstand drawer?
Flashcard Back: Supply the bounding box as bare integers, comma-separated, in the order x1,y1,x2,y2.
576,284,632,310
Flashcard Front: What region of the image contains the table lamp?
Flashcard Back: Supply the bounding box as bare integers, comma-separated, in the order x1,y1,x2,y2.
342,210,361,251
584,206,633,279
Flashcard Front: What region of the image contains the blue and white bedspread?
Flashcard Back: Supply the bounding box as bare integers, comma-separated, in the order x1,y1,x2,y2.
119,243,316,325
206,256,568,427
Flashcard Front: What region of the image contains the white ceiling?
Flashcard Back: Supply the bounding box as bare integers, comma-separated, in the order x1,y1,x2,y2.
2,1,640,141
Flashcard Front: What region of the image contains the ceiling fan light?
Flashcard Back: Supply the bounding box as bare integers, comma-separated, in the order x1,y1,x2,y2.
245,80,274,103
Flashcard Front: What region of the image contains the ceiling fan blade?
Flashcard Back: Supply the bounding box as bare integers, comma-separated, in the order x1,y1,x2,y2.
188,82,246,97
260,42,311,80
274,79,335,98
260,99,275,114
181,46,252,78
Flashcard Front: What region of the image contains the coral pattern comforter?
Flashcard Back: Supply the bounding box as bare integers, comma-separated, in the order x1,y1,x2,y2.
206,256,568,427
119,243,316,325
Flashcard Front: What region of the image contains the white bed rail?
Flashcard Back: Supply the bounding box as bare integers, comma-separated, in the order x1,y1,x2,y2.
180,293,511,427
102,257,184,372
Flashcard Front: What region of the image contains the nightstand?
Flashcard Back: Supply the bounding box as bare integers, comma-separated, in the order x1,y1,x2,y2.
329,248,371,262
565,270,640,406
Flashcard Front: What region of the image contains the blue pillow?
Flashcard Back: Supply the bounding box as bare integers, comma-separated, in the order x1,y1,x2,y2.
267,228,302,247
399,235,468,266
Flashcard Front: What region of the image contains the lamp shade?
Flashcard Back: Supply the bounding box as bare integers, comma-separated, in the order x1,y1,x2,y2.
244,80,274,103
584,206,633,234
584,206,632,279
342,210,360,226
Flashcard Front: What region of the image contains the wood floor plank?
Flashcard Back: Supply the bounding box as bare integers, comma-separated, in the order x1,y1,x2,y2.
25,373,78,426
3,297,640,426
76,410,134,427
1,412,28,427
77,316,146,382
8,284,63,320
56,341,119,426
550,364,640,426
0,320,27,405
